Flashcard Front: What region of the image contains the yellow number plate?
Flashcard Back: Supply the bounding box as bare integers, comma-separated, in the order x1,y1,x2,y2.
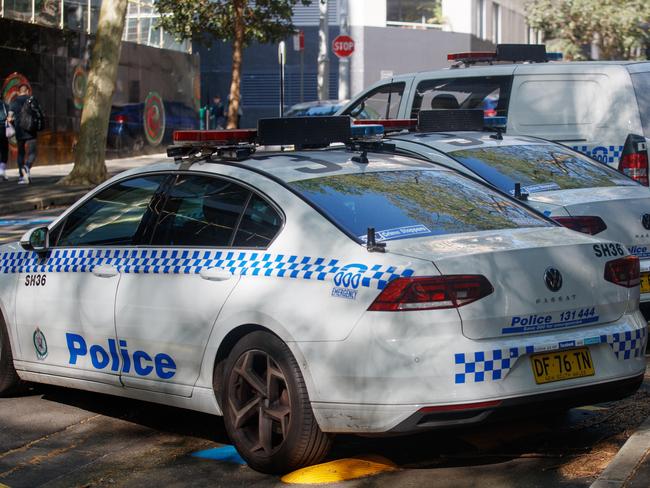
530,347,595,385
640,272,650,294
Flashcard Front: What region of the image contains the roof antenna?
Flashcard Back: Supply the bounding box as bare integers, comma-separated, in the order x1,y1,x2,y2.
352,150,369,164
514,182,528,201
366,227,386,253
489,127,504,140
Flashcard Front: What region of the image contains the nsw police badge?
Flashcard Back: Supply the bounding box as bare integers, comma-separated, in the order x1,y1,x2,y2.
33,328,48,360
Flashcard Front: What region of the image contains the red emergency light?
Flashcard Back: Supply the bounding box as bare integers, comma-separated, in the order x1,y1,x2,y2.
173,129,258,145
353,119,417,132
447,51,496,62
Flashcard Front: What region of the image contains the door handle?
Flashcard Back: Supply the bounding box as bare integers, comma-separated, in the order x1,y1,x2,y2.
199,267,232,282
92,264,119,278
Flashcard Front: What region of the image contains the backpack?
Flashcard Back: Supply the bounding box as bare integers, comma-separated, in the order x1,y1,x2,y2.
18,97,44,133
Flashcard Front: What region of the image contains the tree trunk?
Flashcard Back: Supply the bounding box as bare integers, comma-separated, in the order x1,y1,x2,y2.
60,0,128,186
227,0,245,129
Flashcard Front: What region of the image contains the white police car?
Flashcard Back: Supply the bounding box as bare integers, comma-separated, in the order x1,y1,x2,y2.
0,118,646,474
375,112,650,304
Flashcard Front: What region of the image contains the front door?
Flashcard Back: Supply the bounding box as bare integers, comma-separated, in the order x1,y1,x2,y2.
15,174,168,385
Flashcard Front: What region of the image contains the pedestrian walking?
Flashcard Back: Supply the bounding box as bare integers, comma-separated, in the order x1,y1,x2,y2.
7,84,44,184
0,99,9,181
209,95,226,129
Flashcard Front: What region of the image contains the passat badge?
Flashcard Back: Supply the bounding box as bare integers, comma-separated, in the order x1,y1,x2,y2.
33,328,48,360
642,213,650,230
544,268,563,292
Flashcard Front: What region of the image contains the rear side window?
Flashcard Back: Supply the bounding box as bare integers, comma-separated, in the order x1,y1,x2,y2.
233,194,283,247
344,82,405,120
449,145,638,194
289,170,549,242
631,72,650,138
151,175,251,247
410,76,513,119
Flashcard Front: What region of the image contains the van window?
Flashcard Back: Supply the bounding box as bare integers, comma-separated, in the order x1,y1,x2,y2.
410,76,513,119
631,72,650,138
343,82,405,120
513,79,599,126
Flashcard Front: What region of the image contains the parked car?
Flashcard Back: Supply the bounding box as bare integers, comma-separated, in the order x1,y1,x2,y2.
108,101,199,154
285,100,348,117
337,44,650,187
1,117,645,474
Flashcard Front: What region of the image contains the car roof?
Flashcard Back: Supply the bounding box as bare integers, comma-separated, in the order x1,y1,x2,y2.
116,148,442,185
389,131,554,154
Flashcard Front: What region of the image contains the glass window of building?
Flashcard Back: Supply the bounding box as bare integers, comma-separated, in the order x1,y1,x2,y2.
386,0,441,25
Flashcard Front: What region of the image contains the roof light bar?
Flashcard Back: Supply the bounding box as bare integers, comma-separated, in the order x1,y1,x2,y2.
257,116,351,148
546,52,564,61
418,109,485,133
447,44,551,65
353,119,417,132
447,51,496,62
173,129,257,145
483,116,508,129
350,124,384,139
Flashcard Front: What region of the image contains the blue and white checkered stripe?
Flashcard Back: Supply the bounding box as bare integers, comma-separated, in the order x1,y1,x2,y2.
572,145,624,164
604,327,647,360
455,326,647,384
0,249,414,290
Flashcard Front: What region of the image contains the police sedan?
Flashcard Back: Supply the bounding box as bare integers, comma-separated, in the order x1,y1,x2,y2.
379,115,650,303
0,118,646,474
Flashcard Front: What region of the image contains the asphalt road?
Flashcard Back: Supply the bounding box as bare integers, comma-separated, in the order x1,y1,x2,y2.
0,368,648,488
0,208,61,244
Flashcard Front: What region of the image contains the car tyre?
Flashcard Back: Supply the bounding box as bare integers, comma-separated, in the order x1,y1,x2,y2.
0,320,19,396
221,331,332,474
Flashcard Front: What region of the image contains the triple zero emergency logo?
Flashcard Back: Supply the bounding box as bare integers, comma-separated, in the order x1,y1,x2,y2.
331,264,366,300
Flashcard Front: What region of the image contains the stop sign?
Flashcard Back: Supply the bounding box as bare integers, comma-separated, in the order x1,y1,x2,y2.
332,35,355,58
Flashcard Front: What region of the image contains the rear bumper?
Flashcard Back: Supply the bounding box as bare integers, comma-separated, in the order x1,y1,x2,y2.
387,372,643,433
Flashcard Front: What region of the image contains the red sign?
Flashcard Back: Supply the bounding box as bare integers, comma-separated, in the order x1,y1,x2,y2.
293,30,305,51
332,35,354,58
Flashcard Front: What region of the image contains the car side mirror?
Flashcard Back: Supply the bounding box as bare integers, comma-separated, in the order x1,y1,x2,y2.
20,226,49,253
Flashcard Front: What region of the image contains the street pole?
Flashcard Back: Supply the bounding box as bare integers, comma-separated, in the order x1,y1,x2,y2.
338,0,349,100
279,41,286,117
317,0,329,101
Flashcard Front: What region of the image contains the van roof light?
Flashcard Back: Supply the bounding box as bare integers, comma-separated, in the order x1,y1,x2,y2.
353,119,417,133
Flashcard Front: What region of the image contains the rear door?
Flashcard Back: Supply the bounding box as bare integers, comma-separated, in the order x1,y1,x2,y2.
114,172,284,396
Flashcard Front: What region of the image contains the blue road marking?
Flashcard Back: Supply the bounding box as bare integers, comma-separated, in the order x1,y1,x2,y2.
191,445,247,465
0,218,53,227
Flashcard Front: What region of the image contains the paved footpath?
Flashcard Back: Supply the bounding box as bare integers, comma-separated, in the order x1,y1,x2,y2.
0,154,166,215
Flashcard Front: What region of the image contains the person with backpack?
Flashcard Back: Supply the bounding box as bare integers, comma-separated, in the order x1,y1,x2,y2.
0,99,9,181
7,84,44,184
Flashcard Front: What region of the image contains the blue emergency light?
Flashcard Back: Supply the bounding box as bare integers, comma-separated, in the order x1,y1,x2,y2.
483,116,507,129
350,124,384,139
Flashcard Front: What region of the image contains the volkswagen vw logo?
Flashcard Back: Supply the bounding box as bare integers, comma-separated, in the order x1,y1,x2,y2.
642,213,650,230
544,267,563,292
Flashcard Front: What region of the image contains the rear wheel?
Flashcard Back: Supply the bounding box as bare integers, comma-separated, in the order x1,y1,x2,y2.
221,331,332,474
0,321,19,396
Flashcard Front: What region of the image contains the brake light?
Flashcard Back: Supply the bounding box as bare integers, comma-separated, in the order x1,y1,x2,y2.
173,129,257,145
618,134,648,186
551,216,607,235
114,114,127,124
368,275,494,311
604,256,640,288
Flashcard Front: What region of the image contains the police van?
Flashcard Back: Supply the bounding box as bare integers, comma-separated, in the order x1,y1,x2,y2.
337,44,650,188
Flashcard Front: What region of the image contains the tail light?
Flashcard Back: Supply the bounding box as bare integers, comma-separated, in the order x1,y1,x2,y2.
114,114,127,124
619,133,648,186
604,256,640,288
368,275,494,312
551,216,607,235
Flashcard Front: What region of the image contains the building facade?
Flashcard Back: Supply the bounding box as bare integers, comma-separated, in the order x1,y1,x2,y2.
0,0,198,165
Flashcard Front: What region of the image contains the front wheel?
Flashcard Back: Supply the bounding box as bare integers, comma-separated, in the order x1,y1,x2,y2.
221,331,332,474
0,321,19,396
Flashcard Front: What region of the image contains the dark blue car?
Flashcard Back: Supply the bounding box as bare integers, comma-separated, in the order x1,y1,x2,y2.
108,101,199,154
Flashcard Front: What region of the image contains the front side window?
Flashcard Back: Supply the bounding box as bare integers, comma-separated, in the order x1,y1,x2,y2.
289,170,549,242
55,175,167,247
410,76,512,119
344,82,405,120
450,145,639,194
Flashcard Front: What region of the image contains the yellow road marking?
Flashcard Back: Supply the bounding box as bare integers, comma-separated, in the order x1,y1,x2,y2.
281,455,397,484
575,405,609,412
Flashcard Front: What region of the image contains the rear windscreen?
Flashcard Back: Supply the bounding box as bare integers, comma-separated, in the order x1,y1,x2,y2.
449,145,638,195
631,72,650,138
289,170,550,242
